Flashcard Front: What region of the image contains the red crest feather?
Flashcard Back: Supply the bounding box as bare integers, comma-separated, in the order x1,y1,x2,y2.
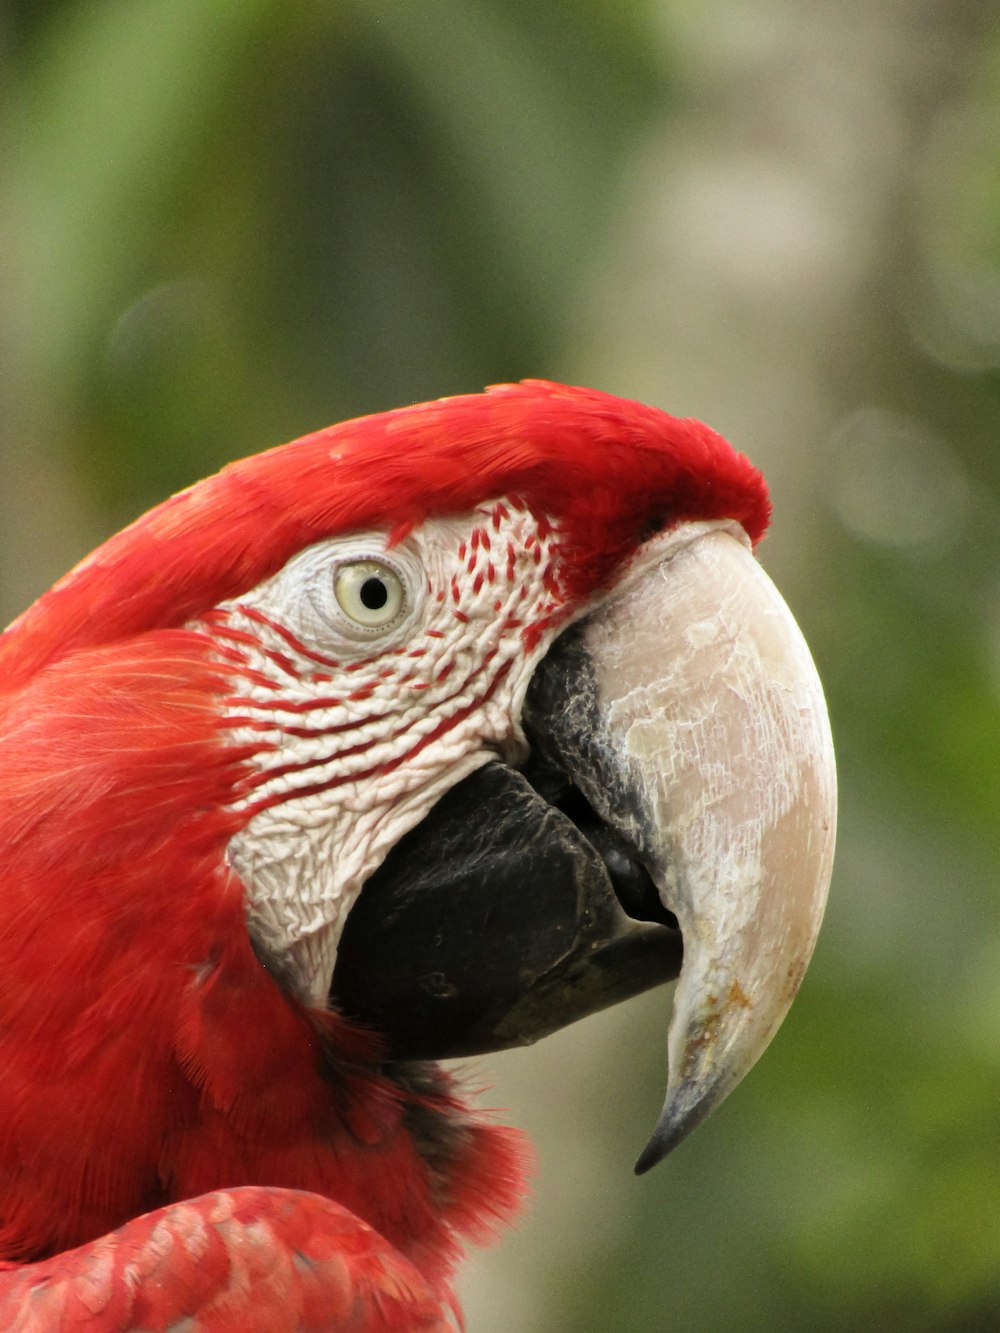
0,381,767,690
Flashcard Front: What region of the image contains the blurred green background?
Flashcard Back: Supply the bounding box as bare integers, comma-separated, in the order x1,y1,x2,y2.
2,2,999,1329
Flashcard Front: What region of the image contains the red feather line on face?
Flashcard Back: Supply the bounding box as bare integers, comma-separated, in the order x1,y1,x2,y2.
0,381,768,692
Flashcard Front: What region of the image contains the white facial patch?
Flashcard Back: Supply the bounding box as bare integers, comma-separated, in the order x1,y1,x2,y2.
195,503,568,1006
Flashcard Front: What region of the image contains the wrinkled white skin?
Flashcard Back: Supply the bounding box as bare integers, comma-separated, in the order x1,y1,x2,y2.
213,507,564,1005
579,521,837,1163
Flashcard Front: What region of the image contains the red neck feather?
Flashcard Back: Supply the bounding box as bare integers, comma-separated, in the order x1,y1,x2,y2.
0,631,526,1294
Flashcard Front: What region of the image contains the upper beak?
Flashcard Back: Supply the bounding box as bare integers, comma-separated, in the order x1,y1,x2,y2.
523,520,837,1171
331,519,836,1170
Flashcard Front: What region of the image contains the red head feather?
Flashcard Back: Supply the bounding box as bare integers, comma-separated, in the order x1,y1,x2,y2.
0,381,768,691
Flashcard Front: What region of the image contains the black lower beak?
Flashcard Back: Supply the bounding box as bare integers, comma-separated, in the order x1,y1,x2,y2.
330,758,681,1060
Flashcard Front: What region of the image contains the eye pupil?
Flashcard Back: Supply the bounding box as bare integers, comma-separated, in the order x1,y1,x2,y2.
360,577,388,611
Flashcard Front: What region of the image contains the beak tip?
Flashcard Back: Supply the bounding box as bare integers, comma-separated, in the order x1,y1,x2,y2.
632,1082,718,1175
632,1119,688,1176
632,1140,665,1177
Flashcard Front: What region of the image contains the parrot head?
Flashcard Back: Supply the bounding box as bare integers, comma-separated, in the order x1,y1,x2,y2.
0,380,835,1287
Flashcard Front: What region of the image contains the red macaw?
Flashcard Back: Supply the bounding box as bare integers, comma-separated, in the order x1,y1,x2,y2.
0,382,836,1330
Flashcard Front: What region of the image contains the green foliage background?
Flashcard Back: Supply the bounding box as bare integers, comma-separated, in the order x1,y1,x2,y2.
2,2,999,1329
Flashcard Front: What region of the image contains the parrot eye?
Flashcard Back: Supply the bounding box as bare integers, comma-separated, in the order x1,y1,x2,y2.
334,560,406,630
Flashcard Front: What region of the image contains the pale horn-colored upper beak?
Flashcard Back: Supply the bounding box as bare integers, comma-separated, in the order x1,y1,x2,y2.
566,519,837,1173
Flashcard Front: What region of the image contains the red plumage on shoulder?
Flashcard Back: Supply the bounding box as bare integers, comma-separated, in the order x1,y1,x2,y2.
0,1187,456,1331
